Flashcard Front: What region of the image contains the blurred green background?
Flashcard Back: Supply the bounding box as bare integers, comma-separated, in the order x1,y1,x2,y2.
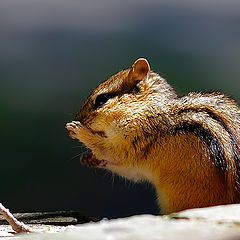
1,0,240,219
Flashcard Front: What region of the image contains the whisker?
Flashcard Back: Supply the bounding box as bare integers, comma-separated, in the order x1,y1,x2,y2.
71,143,92,152
111,172,115,188
68,143,92,163
64,112,74,116
71,145,86,149
68,153,82,162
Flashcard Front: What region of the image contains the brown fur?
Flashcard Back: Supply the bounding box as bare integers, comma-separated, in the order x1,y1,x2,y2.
66,58,240,214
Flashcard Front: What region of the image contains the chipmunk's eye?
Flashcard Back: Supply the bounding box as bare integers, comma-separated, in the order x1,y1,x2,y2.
94,93,116,109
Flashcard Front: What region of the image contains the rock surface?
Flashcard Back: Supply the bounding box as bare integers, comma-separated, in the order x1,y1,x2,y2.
1,204,240,240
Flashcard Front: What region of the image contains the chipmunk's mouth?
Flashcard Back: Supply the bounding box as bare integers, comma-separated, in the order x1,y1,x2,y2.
80,152,117,168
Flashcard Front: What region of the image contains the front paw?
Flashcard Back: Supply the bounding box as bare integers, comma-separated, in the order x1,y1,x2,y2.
65,121,81,139
81,153,108,168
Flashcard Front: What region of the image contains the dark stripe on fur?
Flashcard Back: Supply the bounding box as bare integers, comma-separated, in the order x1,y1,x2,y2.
205,109,240,174
172,122,227,171
178,108,240,173
132,135,140,153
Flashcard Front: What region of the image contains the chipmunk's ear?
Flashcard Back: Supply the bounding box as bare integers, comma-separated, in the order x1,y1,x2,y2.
124,58,150,90
126,58,150,86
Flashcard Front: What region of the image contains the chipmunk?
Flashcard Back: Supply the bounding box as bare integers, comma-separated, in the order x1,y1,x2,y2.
66,58,240,214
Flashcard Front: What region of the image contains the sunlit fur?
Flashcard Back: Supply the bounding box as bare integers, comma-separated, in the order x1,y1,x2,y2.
66,60,240,214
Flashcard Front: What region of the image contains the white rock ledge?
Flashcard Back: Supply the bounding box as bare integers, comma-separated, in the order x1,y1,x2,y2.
4,204,240,240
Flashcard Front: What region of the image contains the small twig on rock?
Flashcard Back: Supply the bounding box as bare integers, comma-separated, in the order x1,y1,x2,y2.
0,202,33,233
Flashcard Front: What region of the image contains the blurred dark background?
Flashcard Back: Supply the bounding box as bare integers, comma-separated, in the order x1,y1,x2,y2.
1,0,240,219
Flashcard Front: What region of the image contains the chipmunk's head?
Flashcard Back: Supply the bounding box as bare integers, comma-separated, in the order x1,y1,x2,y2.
66,58,175,181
